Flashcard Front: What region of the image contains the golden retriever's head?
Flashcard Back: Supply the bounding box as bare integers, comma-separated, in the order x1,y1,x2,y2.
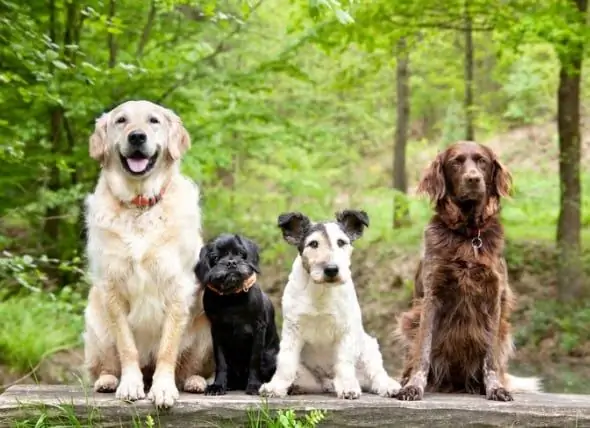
89,100,190,178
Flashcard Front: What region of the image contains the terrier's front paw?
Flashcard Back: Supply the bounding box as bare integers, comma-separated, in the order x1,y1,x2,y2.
148,375,179,408
334,377,361,400
94,374,118,393
183,375,207,393
374,377,402,398
205,383,227,396
259,381,289,398
116,371,145,402
487,386,513,402
397,384,424,401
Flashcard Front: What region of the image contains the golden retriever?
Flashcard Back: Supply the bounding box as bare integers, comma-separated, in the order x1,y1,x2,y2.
83,100,213,408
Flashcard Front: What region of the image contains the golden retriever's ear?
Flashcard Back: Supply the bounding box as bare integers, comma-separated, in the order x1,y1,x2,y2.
164,108,191,161
493,159,512,198
89,113,109,163
417,151,447,204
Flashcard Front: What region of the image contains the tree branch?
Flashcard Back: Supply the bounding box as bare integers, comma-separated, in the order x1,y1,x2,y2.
136,0,157,58
155,0,265,103
107,0,117,68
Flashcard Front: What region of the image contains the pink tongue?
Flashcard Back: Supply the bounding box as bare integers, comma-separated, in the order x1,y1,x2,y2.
127,158,149,173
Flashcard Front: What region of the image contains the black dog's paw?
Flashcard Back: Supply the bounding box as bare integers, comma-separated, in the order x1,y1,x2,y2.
397,385,424,401
245,381,263,395
487,387,513,402
205,384,227,396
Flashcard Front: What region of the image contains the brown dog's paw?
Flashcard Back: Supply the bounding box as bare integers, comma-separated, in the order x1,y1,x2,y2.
94,374,118,393
397,385,424,401
487,387,513,402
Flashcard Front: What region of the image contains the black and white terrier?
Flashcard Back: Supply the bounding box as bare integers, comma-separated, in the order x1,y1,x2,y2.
195,234,280,395
259,210,401,399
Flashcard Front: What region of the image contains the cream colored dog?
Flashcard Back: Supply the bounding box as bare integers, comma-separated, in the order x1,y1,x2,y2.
83,100,213,408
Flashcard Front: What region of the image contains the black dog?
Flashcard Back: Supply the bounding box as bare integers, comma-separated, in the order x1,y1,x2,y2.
195,233,280,395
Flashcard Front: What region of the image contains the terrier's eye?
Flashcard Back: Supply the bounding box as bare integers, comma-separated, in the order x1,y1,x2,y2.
149,116,160,124
337,239,347,247
115,116,127,124
308,240,319,249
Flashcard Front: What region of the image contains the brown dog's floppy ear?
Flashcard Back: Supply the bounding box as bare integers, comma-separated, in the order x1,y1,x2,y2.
417,151,446,204
89,113,109,163
492,159,512,198
277,212,311,246
164,108,191,161
336,209,369,241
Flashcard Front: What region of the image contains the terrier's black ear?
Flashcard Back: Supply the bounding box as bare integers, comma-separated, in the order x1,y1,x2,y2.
335,209,369,241
236,234,261,273
277,212,311,246
194,246,210,285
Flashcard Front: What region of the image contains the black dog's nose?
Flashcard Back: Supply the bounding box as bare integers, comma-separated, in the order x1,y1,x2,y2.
324,264,339,278
227,259,237,268
128,130,147,146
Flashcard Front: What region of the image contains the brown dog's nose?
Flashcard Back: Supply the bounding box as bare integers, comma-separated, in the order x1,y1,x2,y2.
465,171,482,185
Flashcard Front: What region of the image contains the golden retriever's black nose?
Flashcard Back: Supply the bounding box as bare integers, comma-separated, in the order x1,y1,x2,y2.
324,264,339,278
128,130,147,146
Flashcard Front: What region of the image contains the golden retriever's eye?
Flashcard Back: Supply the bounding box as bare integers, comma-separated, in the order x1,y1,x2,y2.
149,117,160,124
337,239,347,247
308,240,319,249
115,116,126,124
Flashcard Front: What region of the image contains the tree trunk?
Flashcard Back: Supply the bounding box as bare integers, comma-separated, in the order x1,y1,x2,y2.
464,3,475,141
394,37,409,194
556,0,588,302
393,37,411,228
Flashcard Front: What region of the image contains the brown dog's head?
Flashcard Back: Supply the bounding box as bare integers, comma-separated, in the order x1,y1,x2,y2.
417,141,511,222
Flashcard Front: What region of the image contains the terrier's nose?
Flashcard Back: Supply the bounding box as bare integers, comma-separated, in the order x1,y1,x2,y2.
324,264,339,278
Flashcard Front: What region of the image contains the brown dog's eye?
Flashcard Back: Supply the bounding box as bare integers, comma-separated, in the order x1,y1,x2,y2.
308,240,319,249
149,117,160,124
337,239,347,247
115,116,126,124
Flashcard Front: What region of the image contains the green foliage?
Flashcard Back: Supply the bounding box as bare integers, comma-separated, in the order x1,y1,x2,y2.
247,402,327,428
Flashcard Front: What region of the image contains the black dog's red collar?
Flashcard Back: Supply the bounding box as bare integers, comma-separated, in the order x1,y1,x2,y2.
206,273,257,296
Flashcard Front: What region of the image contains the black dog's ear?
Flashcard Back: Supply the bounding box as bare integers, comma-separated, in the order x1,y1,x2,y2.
277,212,311,246
336,209,369,241
236,235,261,273
194,246,210,285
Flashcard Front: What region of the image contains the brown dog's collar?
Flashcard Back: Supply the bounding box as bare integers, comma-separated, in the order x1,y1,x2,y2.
206,273,257,296
124,177,171,208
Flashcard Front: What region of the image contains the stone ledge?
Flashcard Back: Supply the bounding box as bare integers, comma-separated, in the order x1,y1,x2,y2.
1,385,590,427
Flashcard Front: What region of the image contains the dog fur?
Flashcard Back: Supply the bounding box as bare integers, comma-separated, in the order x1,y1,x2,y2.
83,100,213,408
195,234,280,395
259,210,401,400
395,141,541,402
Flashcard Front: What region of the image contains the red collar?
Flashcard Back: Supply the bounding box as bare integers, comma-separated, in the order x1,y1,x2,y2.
125,178,171,208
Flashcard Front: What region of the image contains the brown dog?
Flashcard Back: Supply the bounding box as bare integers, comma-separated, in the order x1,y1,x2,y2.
396,141,541,402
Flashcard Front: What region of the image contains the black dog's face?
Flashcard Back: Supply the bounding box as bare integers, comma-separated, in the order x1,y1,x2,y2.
195,234,261,294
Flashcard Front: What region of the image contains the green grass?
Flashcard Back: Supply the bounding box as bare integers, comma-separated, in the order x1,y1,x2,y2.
0,292,83,374
9,401,328,428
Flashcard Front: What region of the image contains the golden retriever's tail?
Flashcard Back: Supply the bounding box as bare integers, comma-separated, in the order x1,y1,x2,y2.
506,374,543,393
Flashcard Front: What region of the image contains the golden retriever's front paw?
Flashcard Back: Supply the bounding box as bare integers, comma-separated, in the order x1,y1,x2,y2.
334,377,361,400
259,381,288,398
374,376,402,398
148,375,179,408
94,374,118,393
183,375,207,393
116,372,145,402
